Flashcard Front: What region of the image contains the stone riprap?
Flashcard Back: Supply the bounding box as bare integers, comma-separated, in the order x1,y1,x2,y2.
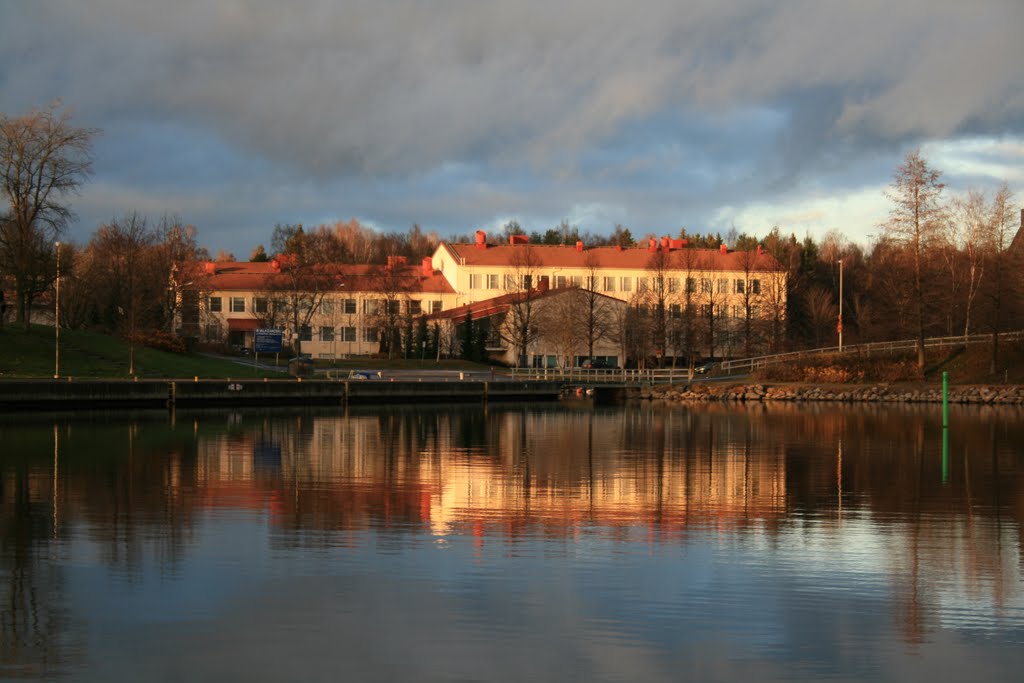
640,383,1024,405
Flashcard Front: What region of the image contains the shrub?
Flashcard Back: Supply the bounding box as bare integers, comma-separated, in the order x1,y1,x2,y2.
129,329,187,354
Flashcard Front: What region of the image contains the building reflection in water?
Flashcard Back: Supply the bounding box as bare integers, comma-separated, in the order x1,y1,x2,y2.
1,402,1023,676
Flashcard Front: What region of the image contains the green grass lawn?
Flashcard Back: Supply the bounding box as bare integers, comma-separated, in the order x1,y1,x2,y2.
0,324,500,379
0,324,281,379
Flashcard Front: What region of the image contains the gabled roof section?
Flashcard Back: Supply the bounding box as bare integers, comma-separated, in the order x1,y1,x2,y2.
443,241,784,272
425,287,621,325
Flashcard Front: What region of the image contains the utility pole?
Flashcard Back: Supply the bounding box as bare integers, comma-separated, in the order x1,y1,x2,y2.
837,259,843,352
54,242,61,378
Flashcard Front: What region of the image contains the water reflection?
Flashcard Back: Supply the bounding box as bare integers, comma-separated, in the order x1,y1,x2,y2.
2,403,1023,680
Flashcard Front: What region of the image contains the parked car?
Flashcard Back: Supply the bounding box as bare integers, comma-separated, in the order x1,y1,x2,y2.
581,358,619,370
694,361,715,374
347,370,378,380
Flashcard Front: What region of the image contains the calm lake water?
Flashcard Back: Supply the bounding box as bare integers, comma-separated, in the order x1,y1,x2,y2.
2,401,1023,682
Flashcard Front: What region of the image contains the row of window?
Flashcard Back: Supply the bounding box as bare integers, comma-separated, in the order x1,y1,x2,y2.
208,296,444,316
466,273,763,295
207,323,386,344
603,277,762,295
660,303,765,319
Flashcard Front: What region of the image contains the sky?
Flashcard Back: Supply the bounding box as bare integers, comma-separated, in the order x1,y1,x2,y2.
2,0,1023,256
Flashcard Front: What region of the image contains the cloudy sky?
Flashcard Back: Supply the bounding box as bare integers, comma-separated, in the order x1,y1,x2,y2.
2,0,1022,255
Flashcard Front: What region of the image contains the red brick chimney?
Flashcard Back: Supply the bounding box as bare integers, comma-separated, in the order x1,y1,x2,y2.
203,261,217,275
661,236,670,250
648,238,657,252
720,244,728,254
421,257,433,278
475,230,487,249
575,241,584,252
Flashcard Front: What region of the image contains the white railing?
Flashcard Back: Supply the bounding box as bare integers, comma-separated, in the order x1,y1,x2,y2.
720,330,1024,374
507,367,696,383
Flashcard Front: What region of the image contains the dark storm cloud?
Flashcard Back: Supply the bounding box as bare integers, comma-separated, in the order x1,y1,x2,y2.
1,0,1021,250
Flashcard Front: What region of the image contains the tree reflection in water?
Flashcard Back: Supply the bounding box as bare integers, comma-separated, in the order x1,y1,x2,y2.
1,402,1022,678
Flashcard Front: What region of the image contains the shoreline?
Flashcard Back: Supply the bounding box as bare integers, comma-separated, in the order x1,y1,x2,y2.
641,382,1024,405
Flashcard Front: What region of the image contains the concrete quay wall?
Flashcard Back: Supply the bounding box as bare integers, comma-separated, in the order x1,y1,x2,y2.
0,378,563,410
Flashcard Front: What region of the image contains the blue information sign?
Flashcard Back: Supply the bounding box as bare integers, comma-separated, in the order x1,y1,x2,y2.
253,328,283,353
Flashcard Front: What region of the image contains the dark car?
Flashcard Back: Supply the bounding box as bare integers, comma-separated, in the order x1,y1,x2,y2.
581,359,619,370
694,361,715,374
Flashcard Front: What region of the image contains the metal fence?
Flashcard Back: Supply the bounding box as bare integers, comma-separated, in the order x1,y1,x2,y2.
719,330,1024,374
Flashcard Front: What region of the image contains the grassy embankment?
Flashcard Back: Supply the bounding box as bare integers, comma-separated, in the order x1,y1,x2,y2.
0,324,494,379
751,343,1024,386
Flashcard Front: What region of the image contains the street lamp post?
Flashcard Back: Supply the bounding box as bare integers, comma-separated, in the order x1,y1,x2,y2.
54,242,61,379
837,259,843,353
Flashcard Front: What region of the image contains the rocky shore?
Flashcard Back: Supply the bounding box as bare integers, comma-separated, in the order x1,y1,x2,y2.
640,383,1024,405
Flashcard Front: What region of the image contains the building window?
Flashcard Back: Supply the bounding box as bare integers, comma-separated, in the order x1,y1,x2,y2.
230,297,245,313
717,278,728,294
205,322,222,340
555,276,567,288
585,276,596,291
686,278,696,293
408,300,422,315
701,278,712,293
523,275,532,290
752,279,761,294
431,300,443,314
363,299,380,315
341,326,357,342
570,275,582,287
299,325,312,342
733,306,744,319
701,304,713,318
363,327,379,343
620,277,632,292
504,274,516,289
254,297,268,314
320,299,334,316
209,296,222,312
386,300,401,315
470,273,482,289
487,274,499,289
668,278,680,293
344,298,357,314
670,303,681,319
603,276,615,292
320,326,334,342
734,279,745,294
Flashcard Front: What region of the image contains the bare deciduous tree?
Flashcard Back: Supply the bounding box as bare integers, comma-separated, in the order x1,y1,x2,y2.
984,183,1018,373
882,150,947,369
0,103,97,326
501,244,541,366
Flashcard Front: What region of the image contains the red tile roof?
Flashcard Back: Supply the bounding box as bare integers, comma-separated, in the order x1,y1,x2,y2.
184,261,455,295
441,242,783,271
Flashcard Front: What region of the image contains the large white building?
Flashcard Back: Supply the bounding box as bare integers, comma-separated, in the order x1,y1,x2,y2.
184,232,786,365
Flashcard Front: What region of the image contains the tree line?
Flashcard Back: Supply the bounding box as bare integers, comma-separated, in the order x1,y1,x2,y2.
2,104,1021,372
